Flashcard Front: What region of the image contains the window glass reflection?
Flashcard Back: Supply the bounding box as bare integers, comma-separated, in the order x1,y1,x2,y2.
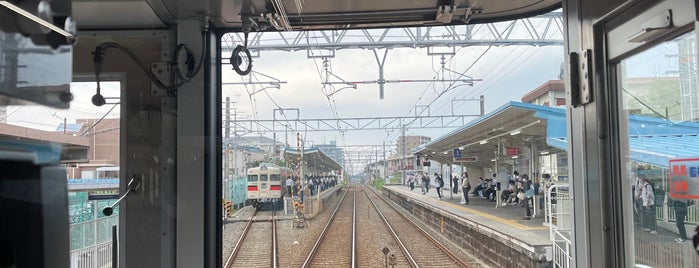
620,31,699,267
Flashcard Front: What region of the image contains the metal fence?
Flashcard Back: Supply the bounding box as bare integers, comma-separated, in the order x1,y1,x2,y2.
69,191,119,251
226,176,248,209
545,184,573,268
70,241,113,268
70,215,118,250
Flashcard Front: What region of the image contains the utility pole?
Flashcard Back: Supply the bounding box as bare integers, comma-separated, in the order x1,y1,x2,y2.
234,111,238,179
401,125,406,185
383,141,387,183
224,97,230,200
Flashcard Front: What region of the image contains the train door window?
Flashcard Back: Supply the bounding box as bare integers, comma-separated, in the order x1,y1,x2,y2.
605,0,698,265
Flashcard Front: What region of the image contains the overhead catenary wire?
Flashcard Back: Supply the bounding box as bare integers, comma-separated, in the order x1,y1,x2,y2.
79,103,120,137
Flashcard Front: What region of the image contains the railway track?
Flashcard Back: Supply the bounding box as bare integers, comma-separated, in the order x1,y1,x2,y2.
224,210,278,268
225,185,478,267
361,185,471,267
301,186,354,267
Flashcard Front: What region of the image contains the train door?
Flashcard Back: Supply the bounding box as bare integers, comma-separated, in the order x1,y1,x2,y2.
259,174,270,199
269,173,283,196
247,173,259,199
585,0,698,266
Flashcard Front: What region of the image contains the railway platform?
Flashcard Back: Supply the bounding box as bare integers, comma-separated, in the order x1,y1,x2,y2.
382,184,553,267
226,184,344,222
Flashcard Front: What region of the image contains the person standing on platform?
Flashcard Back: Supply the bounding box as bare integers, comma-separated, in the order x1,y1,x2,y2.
408,173,415,191
461,172,470,205
639,176,657,234
421,173,429,194
452,175,459,194
671,198,692,243
285,176,293,197
523,174,534,220
434,172,444,200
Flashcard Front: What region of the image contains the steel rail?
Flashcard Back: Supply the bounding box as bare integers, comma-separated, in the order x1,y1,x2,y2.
351,185,357,268
224,210,257,268
225,210,278,268
363,185,470,267
271,210,278,268
300,187,351,267
360,185,418,267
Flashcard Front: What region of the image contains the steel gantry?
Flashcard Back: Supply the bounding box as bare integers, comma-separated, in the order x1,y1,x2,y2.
222,12,563,99
228,113,483,135
221,12,563,54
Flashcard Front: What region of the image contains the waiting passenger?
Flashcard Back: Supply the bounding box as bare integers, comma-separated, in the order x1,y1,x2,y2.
452,175,459,194
482,179,497,201
638,176,657,234
523,174,534,220
461,172,471,205
421,173,430,194
471,177,486,197
407,173,415,191
502,181,516,204
434,172,444,200
285,176,294,197
671,198,692,243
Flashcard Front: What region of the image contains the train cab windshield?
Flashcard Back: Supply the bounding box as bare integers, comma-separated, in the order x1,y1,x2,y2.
3,0,699,268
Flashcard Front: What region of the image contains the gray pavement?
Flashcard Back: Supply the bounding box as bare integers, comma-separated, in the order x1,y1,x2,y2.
385,184,551,246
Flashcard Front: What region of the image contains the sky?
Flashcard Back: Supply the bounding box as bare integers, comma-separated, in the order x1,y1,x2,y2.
4,81,121,131
222,44,565,151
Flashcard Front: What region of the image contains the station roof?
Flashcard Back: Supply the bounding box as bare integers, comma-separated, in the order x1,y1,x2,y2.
414,102,564,168
416,101,699,169
283,147,342,172
547,115,699,168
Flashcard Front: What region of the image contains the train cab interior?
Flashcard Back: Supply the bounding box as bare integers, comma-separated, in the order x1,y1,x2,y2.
1,0,698,267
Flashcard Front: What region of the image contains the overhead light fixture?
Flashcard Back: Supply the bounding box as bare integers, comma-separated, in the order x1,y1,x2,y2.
458,146,465,150
491,158,497,162
512,156,519,159
539,151,549,155
510,129,522,136
443,151,449,155
479,140,488,145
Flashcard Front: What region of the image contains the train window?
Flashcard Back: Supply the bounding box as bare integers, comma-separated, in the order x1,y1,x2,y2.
269,174,281,181
617,30,699,266
260,174,269,181
247,174,258,182
4,80,122,262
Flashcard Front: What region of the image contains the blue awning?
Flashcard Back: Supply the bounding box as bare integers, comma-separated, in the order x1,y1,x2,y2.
415,101,699,168
546,115,699,168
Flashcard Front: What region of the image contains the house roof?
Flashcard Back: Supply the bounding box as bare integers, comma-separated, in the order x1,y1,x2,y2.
520,80,564,103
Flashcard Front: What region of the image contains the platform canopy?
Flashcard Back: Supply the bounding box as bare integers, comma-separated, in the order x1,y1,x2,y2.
416,101,699,169
413,102,565,169
547,115,699,168
282,147,342,174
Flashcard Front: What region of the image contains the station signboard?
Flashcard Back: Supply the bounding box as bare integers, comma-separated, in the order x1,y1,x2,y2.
669,157,699,199
88,190,119,200
454,157,478,162
453,148,477,162
505,147,520,156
